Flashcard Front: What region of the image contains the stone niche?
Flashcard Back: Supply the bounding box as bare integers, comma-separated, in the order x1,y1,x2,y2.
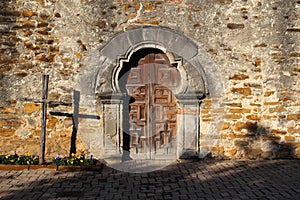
77,27,221,161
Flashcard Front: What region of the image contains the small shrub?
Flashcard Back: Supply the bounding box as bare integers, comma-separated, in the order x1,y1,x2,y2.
52,153,97,166
0,153,39,165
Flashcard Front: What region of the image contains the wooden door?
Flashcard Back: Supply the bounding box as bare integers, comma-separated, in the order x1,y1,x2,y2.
126,53,180,159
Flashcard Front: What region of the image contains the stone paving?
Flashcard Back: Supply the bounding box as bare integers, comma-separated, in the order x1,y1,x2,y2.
0,159,299,200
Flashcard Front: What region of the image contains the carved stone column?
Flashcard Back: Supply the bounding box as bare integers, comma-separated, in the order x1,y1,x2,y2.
176,94,202,159
98,94,124,161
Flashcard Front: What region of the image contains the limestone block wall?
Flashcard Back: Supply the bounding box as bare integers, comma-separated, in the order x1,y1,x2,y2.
0,0,299,160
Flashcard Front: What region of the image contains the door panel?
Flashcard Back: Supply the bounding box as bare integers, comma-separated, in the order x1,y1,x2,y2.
126,53,180,159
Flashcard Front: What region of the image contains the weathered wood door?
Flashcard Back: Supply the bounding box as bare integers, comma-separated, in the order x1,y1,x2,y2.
126,53,181,159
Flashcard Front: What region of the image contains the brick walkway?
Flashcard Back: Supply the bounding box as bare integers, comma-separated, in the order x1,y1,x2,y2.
0,160,299,199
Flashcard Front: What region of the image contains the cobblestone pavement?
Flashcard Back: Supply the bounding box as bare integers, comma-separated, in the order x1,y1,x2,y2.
0,159,299,200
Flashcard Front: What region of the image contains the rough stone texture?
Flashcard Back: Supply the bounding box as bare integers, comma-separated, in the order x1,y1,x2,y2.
0,0,299,160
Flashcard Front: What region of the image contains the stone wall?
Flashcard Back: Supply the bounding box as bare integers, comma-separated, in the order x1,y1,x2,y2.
0,0,299,161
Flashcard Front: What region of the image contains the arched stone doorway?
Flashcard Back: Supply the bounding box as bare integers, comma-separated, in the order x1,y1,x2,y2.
77,27,223,162
98,43,206,161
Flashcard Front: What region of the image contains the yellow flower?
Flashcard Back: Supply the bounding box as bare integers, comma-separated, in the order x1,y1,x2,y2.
80,160,83,163
5,156,8,159
27,161,30,165
71,153,75,157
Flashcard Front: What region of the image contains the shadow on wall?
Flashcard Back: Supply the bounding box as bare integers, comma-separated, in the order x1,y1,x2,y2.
49,90,100,156
233,122,297,159
0,160,299,199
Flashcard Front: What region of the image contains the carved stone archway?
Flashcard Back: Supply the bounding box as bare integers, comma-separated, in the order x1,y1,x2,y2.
77,27,223,161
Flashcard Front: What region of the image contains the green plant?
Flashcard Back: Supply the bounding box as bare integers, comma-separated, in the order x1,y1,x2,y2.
52,153,97,166
0,153,97,166
0,153,39,165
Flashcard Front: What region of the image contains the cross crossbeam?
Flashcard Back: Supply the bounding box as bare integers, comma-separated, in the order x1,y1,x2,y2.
22,98,72,106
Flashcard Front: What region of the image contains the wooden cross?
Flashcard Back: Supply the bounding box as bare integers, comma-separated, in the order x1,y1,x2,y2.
22,75,72,164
